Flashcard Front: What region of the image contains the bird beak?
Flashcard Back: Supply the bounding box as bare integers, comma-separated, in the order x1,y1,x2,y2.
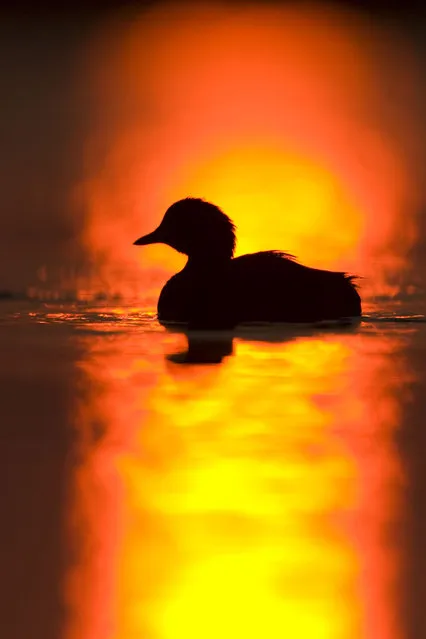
133,227,162,246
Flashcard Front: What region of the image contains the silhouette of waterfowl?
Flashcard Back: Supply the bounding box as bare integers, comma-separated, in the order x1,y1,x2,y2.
134,198,361,330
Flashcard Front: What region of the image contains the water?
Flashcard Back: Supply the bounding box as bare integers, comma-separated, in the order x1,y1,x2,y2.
1,299,426,639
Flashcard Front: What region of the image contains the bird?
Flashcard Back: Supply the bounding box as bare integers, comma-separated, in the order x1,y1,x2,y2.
134,197,361,330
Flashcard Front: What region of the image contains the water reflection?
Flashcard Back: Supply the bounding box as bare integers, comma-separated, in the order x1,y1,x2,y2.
164,322,361,364
166,332,234,364
66,327,412,639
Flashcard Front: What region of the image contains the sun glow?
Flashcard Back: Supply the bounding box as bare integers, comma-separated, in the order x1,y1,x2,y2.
169,146,362,266
77,2,424,300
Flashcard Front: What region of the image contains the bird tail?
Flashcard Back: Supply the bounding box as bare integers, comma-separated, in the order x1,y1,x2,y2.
344,274,362,288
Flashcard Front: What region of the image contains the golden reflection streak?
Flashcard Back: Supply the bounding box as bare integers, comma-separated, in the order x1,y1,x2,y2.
65,329,410,639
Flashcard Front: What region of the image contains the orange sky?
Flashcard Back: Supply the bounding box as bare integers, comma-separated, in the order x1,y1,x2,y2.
78,2,425,300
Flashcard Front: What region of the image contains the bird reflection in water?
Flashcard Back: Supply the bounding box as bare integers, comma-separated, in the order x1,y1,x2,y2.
166,333,234,364
164,321,361,365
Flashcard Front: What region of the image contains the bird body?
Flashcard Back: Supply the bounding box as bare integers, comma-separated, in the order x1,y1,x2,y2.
134,198,361,329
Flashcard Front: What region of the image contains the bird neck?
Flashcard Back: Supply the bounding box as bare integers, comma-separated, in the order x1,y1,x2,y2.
186,252,232,269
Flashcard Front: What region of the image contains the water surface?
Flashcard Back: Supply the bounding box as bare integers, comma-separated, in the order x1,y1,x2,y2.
1,301,426,639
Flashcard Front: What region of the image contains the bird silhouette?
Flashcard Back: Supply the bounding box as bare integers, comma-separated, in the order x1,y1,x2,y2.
134,198,361,329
